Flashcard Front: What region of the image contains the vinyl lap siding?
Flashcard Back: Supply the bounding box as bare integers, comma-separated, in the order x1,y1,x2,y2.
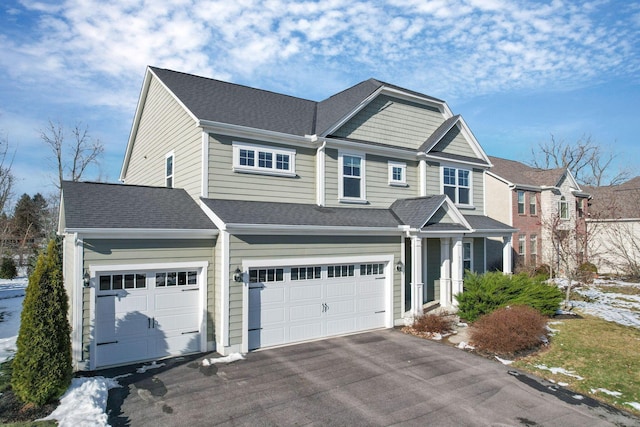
124,76,202,199
82,239,216,360
227,235,402,346
208,134,316,204
365,155,419,206
333,95,444,150
432,125,477,158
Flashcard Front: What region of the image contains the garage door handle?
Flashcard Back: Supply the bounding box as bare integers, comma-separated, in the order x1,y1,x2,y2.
375,310,386,314
181,288,199,292
148,317,156,329
375,277,386,280
97,294,118,298
181,330,199,335
322,303,329,312
97,341,118,346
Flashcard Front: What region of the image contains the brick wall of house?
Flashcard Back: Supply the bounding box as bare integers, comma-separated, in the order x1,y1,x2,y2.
511,189,542,268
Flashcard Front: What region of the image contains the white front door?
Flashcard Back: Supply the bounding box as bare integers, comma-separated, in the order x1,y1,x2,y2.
248,262,388,350
95,269,202,368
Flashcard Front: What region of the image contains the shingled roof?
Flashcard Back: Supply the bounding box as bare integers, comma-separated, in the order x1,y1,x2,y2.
60,181,216,231
583,177,640,219
488,156,566,188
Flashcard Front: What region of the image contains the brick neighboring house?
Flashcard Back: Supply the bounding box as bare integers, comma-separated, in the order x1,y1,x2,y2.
485,156,591,273
583,177,640,276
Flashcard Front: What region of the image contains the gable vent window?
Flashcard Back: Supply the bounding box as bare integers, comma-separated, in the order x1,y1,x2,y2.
442,166,471,205
165,153,174,188
233,142,296,177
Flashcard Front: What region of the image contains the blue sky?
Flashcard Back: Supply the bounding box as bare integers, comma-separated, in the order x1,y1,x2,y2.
1,0,639,202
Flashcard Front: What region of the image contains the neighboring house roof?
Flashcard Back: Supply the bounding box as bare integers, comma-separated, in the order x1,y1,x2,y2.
60,181,216,231
584,176,640,219
488,156,577,190
201,198,400,228
464,215,517,232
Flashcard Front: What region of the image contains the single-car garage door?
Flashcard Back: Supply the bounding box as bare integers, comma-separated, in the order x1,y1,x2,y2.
94,268,202,368
248,262,388,350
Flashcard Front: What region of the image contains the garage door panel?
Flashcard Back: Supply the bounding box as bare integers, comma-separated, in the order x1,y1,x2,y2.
358,312,386,330
289,323,323,342
157,333,200,357
115,293,149,313
258,287,285,304
325,282,356,298
326,317,356,335
290,284,322,301
155,312,199,334
357,296,386,312
96,338,152,367
155,291,198,310
289,303,323,321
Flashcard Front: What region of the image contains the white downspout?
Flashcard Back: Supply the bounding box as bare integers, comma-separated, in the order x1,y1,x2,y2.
316,140,326,206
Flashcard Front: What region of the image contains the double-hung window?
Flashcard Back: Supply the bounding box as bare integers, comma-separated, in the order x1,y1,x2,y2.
529,192,537,215
517,191,525,214
443,166,471,205
233,142,296,177
559,196,569,220
165,152,174,188
463,241,472,271
339,152,365,202
388,161,407,186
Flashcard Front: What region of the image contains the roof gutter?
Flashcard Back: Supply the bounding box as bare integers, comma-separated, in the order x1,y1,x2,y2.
224,223,403,236
61,228,219,239
199,120,318,147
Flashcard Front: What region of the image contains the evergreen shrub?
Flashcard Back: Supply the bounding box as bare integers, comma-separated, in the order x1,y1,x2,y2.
456,271,563,322
0,256,17,279
11,239,72,406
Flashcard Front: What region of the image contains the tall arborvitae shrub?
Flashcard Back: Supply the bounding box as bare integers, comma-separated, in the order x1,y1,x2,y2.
0,256,17,279
11,239,72,406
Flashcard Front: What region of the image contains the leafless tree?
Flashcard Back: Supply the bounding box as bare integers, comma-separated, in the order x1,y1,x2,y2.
530,134,629,186
40,120,104,190
0,131,15,214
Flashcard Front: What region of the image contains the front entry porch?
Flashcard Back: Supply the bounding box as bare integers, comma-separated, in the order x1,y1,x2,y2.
404,235,513,316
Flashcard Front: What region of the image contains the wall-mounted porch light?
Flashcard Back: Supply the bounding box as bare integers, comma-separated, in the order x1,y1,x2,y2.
83,271,91,287
395,260,404,272
233,267,243,283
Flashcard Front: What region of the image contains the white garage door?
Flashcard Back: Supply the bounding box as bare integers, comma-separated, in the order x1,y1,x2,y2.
95,269,201,368
248,262,388,350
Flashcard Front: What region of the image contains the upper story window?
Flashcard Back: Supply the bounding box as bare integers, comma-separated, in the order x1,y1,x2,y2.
165,152,174,188
576,199,584,218
517,191,525,214
559,196,569,220
529,192,537,215
339,151,366,203
388,161,407,186
233,142,296,177
442,166,470,205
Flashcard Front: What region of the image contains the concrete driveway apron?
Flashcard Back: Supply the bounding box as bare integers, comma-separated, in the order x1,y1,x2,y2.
102,329,640,426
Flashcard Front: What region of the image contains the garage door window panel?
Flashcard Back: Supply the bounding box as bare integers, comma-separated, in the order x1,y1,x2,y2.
328,265,355,278
291,266,321,281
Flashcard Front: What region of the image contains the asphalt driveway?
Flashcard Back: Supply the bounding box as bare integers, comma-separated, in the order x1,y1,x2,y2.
101,329,639,426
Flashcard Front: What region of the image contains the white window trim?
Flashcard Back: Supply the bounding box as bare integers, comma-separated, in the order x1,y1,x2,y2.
529,192,537,215
517,190,525,215
388,161,407,187
441,165,473,207
232,141,296,177
338,150,367,204
165,151,174,188
518,234,526,256
559,196,569,220
463,239,473,272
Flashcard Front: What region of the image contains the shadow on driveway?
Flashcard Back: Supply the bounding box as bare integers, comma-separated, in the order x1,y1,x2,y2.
95,329,639,426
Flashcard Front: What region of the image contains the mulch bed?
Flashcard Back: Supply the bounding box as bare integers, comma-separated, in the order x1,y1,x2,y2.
0,388,58,424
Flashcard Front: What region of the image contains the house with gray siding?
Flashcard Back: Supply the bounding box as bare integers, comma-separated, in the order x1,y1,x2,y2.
59,67,514,370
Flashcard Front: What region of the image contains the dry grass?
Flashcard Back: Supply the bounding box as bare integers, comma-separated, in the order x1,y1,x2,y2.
513,314,640,415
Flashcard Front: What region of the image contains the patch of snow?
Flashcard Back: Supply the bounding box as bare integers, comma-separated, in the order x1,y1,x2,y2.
572,394,584,400
591,388,623,397
456,341,474,350
558,382,569,387
571,285,640,329
495,356,513,365
0,278,28,363
111,373,132,380
625,402,640,411
202,353,244,366
534,364,584,380
457,322,468,327
39,376,121,427
136,361,165,373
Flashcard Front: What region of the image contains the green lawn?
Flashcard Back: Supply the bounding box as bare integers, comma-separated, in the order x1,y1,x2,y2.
513,314,640,415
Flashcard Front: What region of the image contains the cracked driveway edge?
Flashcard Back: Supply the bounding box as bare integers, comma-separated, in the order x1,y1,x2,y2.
99,329,640,427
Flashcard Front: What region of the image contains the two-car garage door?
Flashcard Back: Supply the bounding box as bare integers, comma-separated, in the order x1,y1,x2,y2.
248,261,389,350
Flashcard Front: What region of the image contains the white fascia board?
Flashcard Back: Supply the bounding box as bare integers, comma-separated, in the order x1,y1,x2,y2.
438,198,473,230
414,230,468,238
199,120,315,148
65,228,218,239
456,116,492,164
324,137,418,161
198,200,228,231
225,223,403,236
242,254,395,269
485,171,513,186
587,217,640,223
510,183,542,192
379,87,446,111
421,116,460,154
470,230,519,237
423,153,489,169
562,169,581,191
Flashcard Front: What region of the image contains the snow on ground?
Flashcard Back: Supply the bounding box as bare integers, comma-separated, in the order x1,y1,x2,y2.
534,364,585,380
0,277,28,363
39,376,121,427
571,280,640,329
202,353,244,366
136,361,165,373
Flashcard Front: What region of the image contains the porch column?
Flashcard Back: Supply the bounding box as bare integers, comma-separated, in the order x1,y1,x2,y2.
503,235,513,275
440,238,451,307
451,236,464,306
411,236,424,316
